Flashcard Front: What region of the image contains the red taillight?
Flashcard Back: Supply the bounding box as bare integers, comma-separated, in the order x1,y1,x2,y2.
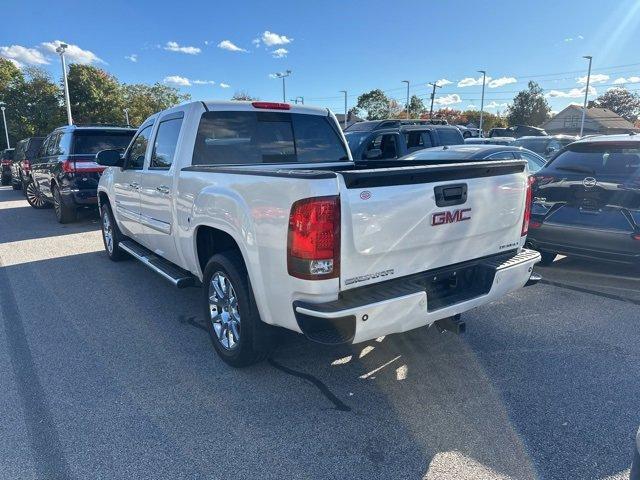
62,159,105,173
0,160,11,166
252,101,291,110
287,196,340,280
529,220,542,229
521,176,534,236
633,233,640,241
23,160,31,172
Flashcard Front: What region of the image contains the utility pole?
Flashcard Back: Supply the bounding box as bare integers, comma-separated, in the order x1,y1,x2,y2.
123,108,130,127
275,70,292,103
402,80,410,118
0,103,9,148
580,55,593,137
478,70,486,137
339,90,347,128
428,82,442,118
56,43,73,125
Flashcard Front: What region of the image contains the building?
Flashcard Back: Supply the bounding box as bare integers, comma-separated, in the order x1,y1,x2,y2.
334,111,363,130
541,105,639,136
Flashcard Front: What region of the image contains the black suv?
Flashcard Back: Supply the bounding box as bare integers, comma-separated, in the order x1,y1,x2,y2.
1,148,15,186
343,120,464,161
29,125,136,222
527,135,640,266
11,137,44,191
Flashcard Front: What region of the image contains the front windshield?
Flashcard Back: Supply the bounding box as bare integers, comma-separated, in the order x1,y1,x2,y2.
513,138,548,154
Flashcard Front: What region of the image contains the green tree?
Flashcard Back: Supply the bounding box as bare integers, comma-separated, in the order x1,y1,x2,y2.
394,95,426,118
462,110,507,132
122,83,190,126
0,58,23,92
506,81,550,127
589,87,640,122
67,64,126,124
355,89,394,120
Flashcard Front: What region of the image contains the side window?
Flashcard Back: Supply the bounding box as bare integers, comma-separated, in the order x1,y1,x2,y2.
363,134,399,160
421,131,434,148
405,132,425,153
125,125,153,169
150,117,183,169
46,134,60,156
486,151,516,160
520,152,546,172
35,137,49,162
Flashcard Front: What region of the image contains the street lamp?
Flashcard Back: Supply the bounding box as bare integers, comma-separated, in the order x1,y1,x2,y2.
580,55,593,137
123,108,130,127
0,102,9,148
478,70,487,137
339,90,347,128
402,80,410,118
274,70,292,102
428,81,442,118
56,43,73,125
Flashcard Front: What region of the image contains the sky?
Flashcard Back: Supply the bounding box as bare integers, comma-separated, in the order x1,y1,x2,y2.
2,0,640,117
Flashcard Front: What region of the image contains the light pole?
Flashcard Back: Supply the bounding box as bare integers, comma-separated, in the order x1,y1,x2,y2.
579,55,593,137
402,80,410,118
0,102,9,148
123,108,130,127
428,81,442,118
478,70,486,137
339,90,347,128
56,43,73,125
275,70,292,102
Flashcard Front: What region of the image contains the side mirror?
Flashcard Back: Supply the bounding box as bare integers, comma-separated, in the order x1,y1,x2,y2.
364,148,383,160
96,149,123,167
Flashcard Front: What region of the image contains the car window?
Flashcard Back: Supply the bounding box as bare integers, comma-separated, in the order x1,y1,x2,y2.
126,125,153,170
150,117,183,169
192,111,348,165
363,133,399,160
486,151,515,160
519,151,546,172
513,138,548,154
436,128,464,145
46,134,60,156
548,142,640,176
73,131,135,155
405,131,425,153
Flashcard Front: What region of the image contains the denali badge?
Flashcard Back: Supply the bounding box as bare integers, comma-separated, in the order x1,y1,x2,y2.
432,208,471,226
345,269,394,286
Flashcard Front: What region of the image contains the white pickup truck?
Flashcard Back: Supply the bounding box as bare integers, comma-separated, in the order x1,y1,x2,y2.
96,100,540,366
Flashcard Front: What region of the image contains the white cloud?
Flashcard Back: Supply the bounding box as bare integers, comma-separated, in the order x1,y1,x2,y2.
485,101,509,109
488,77,517,88
271,48,288,58
466,104,478,110
564,35,584,42
164,41,201,55
163,75,191,87
0,44,49,67
577,35,584,40
219,82,230,88
613,76,640,85
435,78,452,86
434,94,462,105
268,73,279,79
577,73,609,84
193,79,215,85
40,40,103,64
458,76,491,87
125,54,137,62
261,31,293,47
217,40,247,53
546,86,597,98
252,38,261,48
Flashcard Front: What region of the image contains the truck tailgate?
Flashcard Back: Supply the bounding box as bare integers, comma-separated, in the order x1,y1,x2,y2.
337,160,528,290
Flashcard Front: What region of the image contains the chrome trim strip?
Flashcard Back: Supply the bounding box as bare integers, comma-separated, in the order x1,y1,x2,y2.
138,213,171,234
118,243,179,286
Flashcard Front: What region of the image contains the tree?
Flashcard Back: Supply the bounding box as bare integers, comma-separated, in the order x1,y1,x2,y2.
67,64,126,124
231,90,258,101
461,110,506,131
394,95,426,119
354,89,395,120
122,83,190,126
506,81,550,127
589,87,640,122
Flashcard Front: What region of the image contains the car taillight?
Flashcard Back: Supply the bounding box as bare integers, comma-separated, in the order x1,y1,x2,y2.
287,196,340,280
23,160,31,172
633,233,640,241
62,159,105,173
521,176,534,236
0,159,11,166
252,101,291,110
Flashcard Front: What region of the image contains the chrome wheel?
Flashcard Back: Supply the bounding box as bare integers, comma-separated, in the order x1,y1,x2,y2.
102,210,114,254
26,181,47,208
209,272,241,350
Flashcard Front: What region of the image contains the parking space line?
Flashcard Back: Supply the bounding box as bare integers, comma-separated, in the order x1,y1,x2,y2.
540,279,640,306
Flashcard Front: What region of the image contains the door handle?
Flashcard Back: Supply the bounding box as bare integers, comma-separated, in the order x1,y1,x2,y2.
129,182,140,190
156,185,170,194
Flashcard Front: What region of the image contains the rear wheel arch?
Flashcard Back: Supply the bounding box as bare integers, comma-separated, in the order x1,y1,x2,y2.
195,225,246,275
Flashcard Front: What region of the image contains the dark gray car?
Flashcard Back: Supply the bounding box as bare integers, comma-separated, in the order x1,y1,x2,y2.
513,135,578,159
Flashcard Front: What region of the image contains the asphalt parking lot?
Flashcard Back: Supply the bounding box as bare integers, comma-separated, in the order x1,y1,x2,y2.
0,185,638,480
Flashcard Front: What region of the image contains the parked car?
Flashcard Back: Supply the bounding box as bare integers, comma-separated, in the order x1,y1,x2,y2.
1,148,15,186
527,134,640,266
11,137,44,191
344,123,464,161
28,125,136,221
512,135,578,159
96,100,540,367
403,144,547,173
456,125,480,138
465,137,515,146
489,125,548,138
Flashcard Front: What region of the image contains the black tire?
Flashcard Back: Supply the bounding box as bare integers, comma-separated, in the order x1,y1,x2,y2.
0,175,9,186
24,179,52,209
539,250,557,266
100,202,128,261
11,176,21,190
52,185,77,223
203,251,268,367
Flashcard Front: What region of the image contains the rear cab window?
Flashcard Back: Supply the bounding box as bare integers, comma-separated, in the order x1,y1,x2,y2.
192,111,348,165
547,142,640,176
436,128,464,145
